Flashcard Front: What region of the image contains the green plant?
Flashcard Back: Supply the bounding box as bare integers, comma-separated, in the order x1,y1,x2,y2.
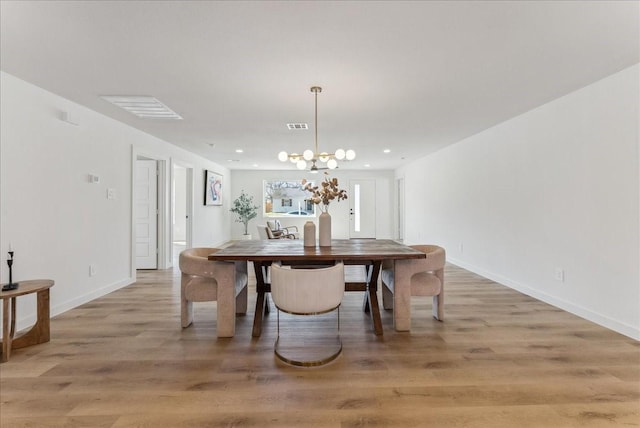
230,190,259,235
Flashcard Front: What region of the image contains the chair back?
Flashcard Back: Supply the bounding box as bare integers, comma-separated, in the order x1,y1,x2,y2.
270,262,344,315
179,248,220,277
265,227,278,239
410,245,445,272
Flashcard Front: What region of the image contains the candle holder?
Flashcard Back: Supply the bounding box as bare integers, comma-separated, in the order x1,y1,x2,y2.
3,251,19,291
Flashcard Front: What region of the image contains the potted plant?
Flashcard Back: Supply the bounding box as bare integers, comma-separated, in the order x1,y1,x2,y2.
230,190,259,239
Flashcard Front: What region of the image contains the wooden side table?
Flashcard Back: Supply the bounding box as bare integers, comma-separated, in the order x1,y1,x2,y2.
0,279,54,363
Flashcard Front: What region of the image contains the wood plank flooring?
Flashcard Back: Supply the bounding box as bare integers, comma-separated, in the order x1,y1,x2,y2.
1,264,638,427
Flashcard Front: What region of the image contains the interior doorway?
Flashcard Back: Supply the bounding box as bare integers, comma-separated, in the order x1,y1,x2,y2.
396,177,405,242
171,162,193,266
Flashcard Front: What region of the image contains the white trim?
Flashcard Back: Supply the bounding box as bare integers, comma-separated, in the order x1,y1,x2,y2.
13,277,135,333
448,257,640,341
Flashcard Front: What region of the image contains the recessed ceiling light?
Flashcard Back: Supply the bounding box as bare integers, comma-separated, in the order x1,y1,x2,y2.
235,149,243,153
227,159,240,162
383,149,391,153
252,164,259,167
364,164,371,168
100,96,182,119
287,123,308,130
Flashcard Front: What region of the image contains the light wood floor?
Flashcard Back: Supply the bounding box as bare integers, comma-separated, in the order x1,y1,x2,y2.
1,264,638,427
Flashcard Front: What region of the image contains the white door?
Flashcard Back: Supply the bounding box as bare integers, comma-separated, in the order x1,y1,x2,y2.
349,179,376,239
136,160,158,269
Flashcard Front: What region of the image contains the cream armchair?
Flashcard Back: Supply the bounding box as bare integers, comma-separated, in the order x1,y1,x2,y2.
179,248,248,330
381,245,445,321
257,224,296,240
267,220,299,239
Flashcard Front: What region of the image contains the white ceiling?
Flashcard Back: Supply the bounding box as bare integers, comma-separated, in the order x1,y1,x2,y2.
1,1,638,171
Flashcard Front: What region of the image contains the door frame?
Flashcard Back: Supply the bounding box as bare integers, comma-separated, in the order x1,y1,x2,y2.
170,158,194,266
130,147,169,279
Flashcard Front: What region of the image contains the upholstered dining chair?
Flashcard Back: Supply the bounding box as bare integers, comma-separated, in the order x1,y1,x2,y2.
381,245,445,321
270,262,345,367
179,248,248,329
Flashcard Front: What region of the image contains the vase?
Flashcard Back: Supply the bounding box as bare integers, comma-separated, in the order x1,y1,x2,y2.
319,211,331,247
303,221,316,247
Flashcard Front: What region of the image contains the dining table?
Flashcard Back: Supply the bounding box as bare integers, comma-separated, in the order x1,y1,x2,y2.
208,239,426,338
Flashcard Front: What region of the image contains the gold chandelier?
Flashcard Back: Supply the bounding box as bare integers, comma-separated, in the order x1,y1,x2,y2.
278,86,356,173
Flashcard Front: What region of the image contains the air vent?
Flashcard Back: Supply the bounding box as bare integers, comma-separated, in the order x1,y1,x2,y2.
287,123,308,130
100,96,182,120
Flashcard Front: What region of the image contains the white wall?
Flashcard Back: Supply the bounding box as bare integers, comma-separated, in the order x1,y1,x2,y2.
231,169,395,240
0,72,230,333
397,64,640,340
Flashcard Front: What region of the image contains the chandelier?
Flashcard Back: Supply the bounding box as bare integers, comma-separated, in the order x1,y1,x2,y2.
278,86,355,173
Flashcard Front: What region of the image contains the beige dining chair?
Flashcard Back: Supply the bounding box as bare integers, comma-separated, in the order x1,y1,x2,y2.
381,245,445,321
179,248,248,329
270,262,345,367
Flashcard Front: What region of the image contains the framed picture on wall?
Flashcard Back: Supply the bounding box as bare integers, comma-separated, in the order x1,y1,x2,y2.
204,170,223,206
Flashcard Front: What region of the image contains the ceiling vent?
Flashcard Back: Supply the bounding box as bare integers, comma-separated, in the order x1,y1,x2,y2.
287,123,308,130
100,96,182,120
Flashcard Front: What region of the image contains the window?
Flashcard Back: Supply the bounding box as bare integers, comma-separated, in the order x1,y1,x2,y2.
263,180,316,217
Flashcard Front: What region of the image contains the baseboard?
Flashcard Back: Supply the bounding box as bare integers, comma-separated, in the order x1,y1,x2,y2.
10,277,135,334
448,257,640,341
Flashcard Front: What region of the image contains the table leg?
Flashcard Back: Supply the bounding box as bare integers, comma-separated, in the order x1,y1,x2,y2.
393,258,413,331
368,262,383,335
1,298,13,363
359,263,383,335
362,264,371,313
212,262,236,338
252,261,270,337
12,290,51,349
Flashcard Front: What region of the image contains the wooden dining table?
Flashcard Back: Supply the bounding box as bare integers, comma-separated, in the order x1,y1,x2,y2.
208,239,425,338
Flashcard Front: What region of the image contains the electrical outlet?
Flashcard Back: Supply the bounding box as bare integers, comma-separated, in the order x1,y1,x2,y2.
90,264,96,277
459,242,464,254
107,188,116,199
554,268,564,282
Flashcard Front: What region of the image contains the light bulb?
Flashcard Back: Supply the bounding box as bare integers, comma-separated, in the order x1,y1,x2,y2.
346,149,356,160
296,160,307,170
278,151,288,162
327,159,338,169
290,153,299,163
319,152,329,162
335,149,345,160
303,149,314,161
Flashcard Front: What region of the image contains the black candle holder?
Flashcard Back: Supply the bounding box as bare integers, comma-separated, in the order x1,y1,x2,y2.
2,251,19,291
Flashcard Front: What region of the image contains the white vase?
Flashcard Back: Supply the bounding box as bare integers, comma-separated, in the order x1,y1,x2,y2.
319,211,331,247
303,221,316,247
